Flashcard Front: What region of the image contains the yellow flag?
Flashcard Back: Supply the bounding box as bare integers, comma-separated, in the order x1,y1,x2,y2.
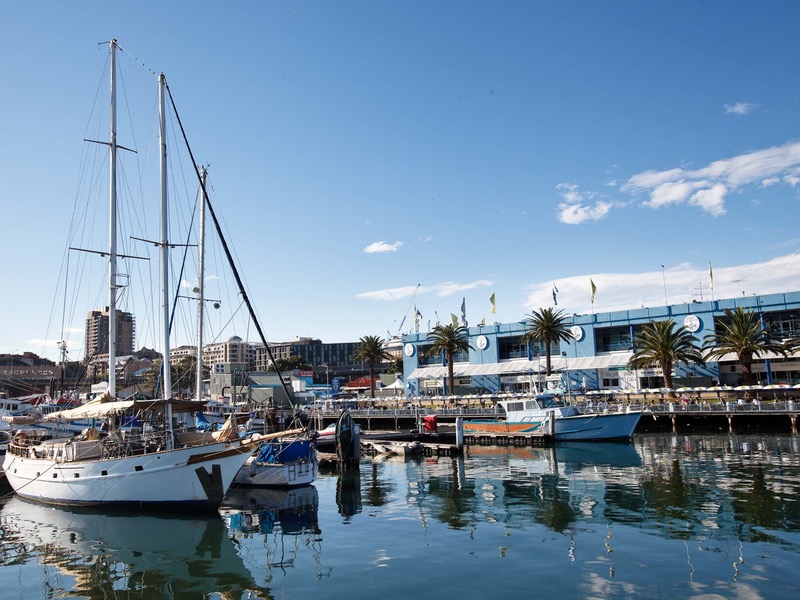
708,261,713,290
489,293,496,314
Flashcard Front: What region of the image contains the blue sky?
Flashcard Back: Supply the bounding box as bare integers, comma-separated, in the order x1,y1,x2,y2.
2,1,800,362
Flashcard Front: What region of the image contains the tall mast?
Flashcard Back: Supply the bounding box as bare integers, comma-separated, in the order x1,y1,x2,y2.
195,166,207,401
108,39,119,397
158,72,174,448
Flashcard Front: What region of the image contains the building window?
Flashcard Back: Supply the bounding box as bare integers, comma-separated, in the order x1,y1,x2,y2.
595,327,632,353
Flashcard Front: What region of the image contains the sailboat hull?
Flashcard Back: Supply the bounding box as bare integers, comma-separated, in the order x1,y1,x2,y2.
2,441,251,511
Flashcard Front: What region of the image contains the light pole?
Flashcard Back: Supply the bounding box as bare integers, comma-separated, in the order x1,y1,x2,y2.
528,368,534,397
320,363,330,397
562,351,570,404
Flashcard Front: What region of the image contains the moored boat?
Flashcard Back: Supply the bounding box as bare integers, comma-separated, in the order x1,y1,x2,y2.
3,395,261,509
464,393,642,441
0,40,259,510
233,433,317,488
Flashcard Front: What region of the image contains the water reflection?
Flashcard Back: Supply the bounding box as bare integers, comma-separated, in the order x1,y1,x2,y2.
220,486,328,581
221,486,320,537
364,435,800,547
0,497,271,599
2,435,799,598
334,469,362,520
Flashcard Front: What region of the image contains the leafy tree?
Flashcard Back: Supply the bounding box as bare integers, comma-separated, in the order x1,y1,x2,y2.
427,323,472,395
702,307,785,385
353,335,392,398
268,355,312,373
387,356,404,375
140,355,208,398
520,308,573,375
628,320,704,395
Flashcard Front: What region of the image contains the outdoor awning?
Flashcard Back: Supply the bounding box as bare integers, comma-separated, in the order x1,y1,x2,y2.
43,399,135,421
43,397,207,421
706,349,788,362
406,353,633,380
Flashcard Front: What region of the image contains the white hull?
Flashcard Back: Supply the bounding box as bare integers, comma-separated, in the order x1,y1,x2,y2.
233,453,317,487
467,394,643,441
552,412,641,441
2,440,251,510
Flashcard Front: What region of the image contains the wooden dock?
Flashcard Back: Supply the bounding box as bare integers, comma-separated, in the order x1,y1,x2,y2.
463,431,553,447
361,439,463,457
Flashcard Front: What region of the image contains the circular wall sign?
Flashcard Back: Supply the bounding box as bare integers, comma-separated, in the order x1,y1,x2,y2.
683,315,701,333
403,343,415,357
570,326,584,341
476,335,488,350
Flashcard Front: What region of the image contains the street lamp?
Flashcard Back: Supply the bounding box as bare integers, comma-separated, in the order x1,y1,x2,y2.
320,363,330,397
562,351,571,404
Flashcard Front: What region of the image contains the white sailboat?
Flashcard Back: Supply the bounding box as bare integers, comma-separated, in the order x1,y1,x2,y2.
2,40,255,510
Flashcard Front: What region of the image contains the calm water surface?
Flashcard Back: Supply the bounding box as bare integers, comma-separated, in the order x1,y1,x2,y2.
1,433,799,599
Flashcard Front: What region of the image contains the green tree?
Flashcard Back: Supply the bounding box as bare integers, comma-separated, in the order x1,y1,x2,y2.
520,308,573,375
387,356,404,375
141,356,205,398
702,307,785,385
427,323,472,395
628,320,704,396
353,335,392,398
267,355,313,373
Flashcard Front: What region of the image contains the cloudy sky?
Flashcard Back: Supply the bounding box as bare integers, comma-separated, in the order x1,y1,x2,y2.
1,1,799,361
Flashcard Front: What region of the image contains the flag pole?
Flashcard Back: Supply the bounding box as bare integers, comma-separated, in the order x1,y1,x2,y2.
709,261,715,303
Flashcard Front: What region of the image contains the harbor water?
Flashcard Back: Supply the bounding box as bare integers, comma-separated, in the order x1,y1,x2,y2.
1,433,799,599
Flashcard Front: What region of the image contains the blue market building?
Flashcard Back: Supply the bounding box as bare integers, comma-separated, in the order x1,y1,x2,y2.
401,291,800,396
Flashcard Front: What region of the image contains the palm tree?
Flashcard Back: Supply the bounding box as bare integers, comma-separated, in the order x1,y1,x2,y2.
702,307,785,385
427,323,472,395
628,320,704,396
520,308,573,375
353,335,393,398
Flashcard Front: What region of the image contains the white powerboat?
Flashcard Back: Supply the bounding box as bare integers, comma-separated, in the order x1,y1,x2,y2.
464,393,642,441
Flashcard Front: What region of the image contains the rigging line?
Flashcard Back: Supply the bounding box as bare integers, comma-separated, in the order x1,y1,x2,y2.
167,192,199,338
115,42,159,78
209,300,247,344
164,80,295,406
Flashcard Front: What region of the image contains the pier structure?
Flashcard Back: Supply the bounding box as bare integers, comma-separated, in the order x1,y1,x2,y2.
308,399,800,438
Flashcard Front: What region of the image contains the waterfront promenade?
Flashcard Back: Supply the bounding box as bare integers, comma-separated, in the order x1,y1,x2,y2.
310,397,800,435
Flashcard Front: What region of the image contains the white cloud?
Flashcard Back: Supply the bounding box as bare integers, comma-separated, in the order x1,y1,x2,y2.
689,183,727,216
356,284,422,301
724,102,758,116
363,240,403,254
555,183,613,224
524,253,800,316
356,279,493,301
621,141,800,216
433,280,494,297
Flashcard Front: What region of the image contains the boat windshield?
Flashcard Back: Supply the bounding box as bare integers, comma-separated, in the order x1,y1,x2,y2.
538,396,564,409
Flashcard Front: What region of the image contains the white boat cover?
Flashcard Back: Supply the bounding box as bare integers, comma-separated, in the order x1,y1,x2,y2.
42,398,135,421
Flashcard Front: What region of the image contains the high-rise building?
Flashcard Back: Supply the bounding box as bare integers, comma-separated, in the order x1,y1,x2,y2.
84,307,135,361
